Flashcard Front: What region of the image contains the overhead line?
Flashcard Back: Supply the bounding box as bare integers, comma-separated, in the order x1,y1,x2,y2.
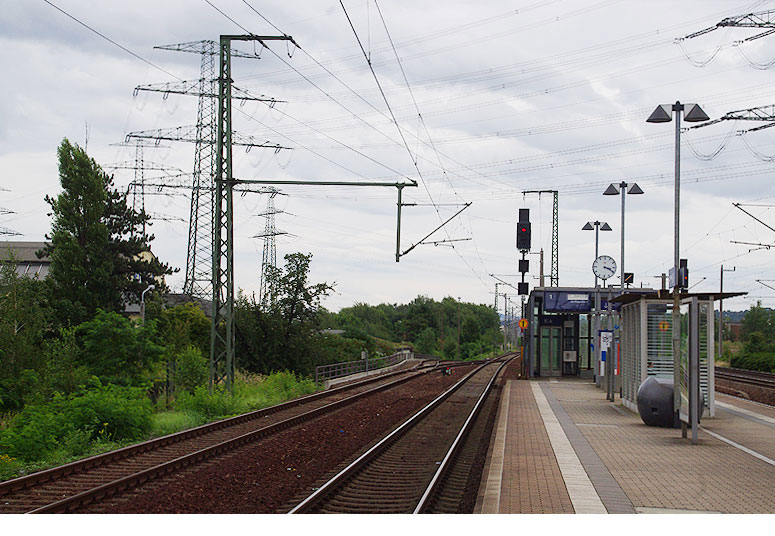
43,0,182,81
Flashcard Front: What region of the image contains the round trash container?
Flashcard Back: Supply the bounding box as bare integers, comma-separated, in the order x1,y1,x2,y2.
637,376,674,427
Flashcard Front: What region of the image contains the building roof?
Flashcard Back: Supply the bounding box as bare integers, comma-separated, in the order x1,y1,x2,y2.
0,241,50,279
0,241,49,262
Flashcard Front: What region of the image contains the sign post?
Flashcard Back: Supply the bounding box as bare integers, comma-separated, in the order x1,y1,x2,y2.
599,329,613,382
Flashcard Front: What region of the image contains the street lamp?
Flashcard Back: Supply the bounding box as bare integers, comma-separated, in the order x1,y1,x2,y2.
647,101,710,432
582,220,613,287
141,284,155,325
603,182,644,290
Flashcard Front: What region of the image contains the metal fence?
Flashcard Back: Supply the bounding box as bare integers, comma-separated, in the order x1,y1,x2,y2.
314,348,413,384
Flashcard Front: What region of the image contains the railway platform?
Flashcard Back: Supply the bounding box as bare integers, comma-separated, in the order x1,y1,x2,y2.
475,378,775,514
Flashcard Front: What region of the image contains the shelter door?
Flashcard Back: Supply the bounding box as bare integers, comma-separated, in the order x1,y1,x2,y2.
540,326,562,377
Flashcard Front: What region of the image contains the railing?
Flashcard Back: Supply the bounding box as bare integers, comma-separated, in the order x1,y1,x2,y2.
315,348,414,384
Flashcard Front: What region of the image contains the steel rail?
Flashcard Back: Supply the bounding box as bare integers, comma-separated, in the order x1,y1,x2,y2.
287,359,503,514
413,357,511,513
716,366,775,389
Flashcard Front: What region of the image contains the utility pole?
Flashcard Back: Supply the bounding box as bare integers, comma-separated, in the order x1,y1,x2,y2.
719,265,735,361
209,34,293,392
207,36,417,391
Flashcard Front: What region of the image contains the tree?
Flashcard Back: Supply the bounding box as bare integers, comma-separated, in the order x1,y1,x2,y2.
40,139,172,326
414,327,438,355
75,310,163,385
236,253,334,375
0,257,52,410
741,301,774,340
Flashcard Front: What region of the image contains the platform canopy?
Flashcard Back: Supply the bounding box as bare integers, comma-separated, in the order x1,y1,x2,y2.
611,290,747,305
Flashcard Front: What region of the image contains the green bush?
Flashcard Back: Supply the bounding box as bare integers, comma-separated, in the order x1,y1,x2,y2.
730,352,775,373
0,383,152,462
75,309,163,385
174,345,208,394
257,370,316,399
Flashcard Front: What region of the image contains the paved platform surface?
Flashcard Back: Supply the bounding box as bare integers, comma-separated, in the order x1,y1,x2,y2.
475,378,775,514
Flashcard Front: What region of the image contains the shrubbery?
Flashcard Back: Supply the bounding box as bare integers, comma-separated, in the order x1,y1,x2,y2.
174,386,244,420
0,382,152,462
730,352,775,373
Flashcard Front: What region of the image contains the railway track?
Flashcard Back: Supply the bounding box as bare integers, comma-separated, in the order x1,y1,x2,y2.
0,363,431,514
287,356,512,514
715,366,775,390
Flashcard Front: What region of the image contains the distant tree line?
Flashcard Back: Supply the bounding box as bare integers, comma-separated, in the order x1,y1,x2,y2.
317,295,502,361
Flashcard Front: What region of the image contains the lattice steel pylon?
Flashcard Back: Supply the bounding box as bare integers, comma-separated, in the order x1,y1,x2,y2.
522,190,559,286
254,189,289,310
132,40,280,302
105,140,182,235
211,34,293,392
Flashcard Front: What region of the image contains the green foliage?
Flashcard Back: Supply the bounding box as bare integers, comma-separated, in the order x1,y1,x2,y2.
414,327,438,355
0,258,52,410
730,352,775,373
312,333,371,365
235,253,334,376
75,309,163,385
730,301,775,372
742,301,775,340
150,410,203,438
323,295,500,360
41,138,172,327
174,386,244,420
242,370,317,407
157,302,210,357
0,383,152,462
173,345,208,394
39,327,91,399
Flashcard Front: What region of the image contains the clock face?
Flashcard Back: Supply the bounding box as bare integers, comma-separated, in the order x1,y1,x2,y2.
592,255,617,280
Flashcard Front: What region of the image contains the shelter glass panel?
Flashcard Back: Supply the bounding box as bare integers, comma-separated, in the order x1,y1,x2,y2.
647,303,673,378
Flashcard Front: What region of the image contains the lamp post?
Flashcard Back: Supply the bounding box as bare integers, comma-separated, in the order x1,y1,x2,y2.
583,220,612,392
141,284,155,325
582,221,613,287
603,182,644,290
647,101,709,431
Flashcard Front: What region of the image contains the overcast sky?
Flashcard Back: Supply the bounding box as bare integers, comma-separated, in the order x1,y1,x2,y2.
2,0,775,313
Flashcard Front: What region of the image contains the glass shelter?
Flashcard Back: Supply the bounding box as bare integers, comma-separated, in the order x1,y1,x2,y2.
614,291,745,417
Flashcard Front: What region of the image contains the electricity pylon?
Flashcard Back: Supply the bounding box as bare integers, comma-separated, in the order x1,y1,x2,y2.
105,140,182,235
254,189,290,310
132,40,282,302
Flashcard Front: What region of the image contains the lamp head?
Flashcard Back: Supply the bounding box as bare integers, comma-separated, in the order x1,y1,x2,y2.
627,183,644,195
647,104,672,123
684,103,710,123
603,183,620,195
